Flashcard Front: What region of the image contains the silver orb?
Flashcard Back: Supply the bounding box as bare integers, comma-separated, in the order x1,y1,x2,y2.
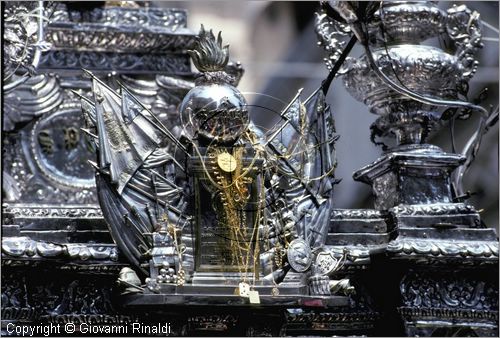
179,82,249,145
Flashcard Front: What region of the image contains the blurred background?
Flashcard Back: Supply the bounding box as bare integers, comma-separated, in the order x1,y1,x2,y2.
157,1,499,228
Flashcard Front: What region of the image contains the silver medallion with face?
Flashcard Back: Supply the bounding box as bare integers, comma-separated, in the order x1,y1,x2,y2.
287,238,313,273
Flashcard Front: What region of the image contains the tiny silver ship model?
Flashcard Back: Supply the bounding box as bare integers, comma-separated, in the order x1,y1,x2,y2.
1,1,498,336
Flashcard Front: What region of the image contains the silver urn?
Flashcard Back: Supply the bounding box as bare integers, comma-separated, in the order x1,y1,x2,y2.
316,1,486,209
318,1,483,146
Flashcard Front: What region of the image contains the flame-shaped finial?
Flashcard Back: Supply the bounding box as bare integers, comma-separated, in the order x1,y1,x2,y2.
188,25,229,73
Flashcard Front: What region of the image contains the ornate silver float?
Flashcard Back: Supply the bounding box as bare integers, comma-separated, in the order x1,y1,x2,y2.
1,1,498,336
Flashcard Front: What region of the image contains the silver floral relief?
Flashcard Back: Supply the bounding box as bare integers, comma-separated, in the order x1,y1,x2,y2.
320,1,483,145
45,3,195,60
2,236,119,262
49,3,188,31
331,209,383,220
314,9,352,71
371,172,398,210
2,2,197,205
401,272,498,309
3,204,103,219
343,46,463,110
390,203,477,217
3,1,52,90
45,30,195,54
366,1,446,44
342,45,464,144
446,4,483,79
38,51,190,73
387,238,499,260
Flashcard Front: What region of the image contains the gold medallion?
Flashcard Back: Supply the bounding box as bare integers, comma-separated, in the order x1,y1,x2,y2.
217,152,237,173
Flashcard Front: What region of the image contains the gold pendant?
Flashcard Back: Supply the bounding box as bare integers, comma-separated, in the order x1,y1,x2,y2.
217,152,237,173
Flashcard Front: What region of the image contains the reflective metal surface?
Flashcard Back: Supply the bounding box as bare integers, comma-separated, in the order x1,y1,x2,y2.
1,1,498,336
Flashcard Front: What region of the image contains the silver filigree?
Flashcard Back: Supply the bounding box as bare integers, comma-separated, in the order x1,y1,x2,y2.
319,2,483,146
390,203,477,216
3,2,197,206
3,204,103,218
45,30,195,54
401,272,498,309
314,9,351,71
387,238,498,260
331,209,383,220
367,1,446,45
3,1,52,91
38,51,190,74
2,236,119,261
50,3,187,31
446,4,483,79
